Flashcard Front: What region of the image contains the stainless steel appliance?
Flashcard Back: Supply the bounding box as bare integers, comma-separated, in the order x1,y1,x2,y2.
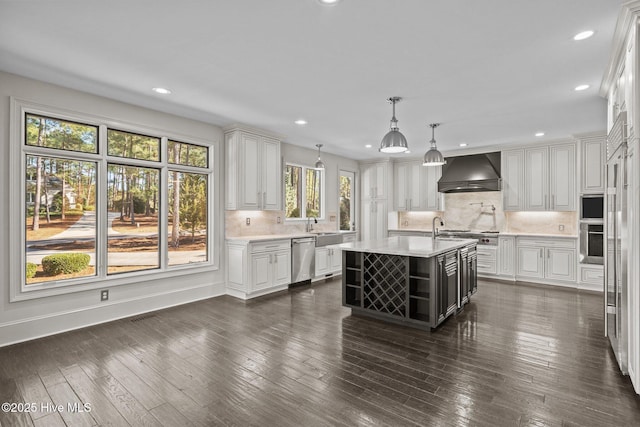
579,222,603,265
438,229,498,246
291,237,316,284
581,194,604,221
605,124,628,374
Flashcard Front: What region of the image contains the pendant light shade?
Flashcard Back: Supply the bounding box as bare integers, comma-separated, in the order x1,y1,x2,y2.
379,97,408,153
423,123,446,166
314,144,325,169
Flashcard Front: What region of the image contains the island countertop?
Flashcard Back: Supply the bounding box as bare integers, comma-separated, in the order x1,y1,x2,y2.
334,236,476,258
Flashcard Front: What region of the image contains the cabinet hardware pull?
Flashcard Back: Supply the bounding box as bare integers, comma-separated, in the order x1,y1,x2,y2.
265,245,279,248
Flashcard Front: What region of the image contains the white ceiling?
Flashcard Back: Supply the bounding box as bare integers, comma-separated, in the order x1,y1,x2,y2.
0,0,625,160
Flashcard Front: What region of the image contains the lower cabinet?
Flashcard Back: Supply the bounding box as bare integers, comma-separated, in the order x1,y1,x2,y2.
498,235,516,278
516,237,577,284
578,264,604,291
477,245,497,276
227,239,291,299
315,247,342,278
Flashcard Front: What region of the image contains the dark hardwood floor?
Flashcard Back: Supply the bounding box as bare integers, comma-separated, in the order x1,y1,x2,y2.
0,278,638,426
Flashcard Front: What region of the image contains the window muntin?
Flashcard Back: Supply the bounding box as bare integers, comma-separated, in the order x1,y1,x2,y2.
285,163,323,219
107,164,160,274
168,171,208,265
107,129,160,161
17,104,214,297
168,140,208,168
26,114,98,153
25,155,97,284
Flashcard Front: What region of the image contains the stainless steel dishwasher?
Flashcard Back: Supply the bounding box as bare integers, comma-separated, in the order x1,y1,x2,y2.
291,237,316,284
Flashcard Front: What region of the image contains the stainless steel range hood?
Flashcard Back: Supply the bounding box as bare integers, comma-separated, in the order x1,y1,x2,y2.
437,152,502,193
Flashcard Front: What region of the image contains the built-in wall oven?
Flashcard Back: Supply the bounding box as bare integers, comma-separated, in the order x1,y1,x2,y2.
579,222,603,265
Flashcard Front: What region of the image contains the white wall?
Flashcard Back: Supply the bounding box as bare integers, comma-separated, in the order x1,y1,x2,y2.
0,71,227,346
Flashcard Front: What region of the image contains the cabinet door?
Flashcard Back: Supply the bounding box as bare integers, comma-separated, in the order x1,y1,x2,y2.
362,162,387,199
329,248,342,273
262,137,281,210
272,250,291,286
517,246,544,278
525,147,549,211
549,143,576,211
581,139,605,193
251,253,272,290
546,248,576,281
315,247,329,276
394,162,409,210
502,150,524,211
407,162,423,210
362,200,387,241
240,132,261,210
423,164,442,211
498,236,516,276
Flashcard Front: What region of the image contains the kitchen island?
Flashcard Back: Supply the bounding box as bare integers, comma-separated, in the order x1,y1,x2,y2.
335,236,477,329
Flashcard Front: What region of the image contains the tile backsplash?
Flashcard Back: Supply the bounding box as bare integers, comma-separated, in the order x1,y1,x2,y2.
397,191,577,235
225,210,339,237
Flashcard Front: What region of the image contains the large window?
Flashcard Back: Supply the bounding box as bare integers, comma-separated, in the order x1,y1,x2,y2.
339,170,356,231
285,164,323,219
18,108,213,296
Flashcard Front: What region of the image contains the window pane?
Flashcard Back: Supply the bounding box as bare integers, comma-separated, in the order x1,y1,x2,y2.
107,164,159,274
285,165,302,218
168,171,208,265
168,140,208,168
340,174,353,231
306,168,321,218
107,129,160,161
26,114,97,153
25,156,97,284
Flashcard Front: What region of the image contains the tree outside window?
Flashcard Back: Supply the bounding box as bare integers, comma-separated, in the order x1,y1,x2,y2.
285,164,323,219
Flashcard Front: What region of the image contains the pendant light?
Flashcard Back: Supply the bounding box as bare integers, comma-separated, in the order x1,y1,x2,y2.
314,144,325,169
379,97,408,153
423,123,446,166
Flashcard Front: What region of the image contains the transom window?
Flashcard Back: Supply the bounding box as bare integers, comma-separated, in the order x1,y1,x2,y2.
284,164,323,219
17,108,213,297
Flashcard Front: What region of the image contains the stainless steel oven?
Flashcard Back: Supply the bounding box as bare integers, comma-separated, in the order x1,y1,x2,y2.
579,222,603,264
580,194,604,221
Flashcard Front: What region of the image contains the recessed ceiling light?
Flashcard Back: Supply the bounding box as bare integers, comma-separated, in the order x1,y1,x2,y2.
365,144,372,148
459,143,468,147
575,84,590,91
573,30,595,41
318,0,341,5
535,132,545,137
294,119,307,125
152,87,171,95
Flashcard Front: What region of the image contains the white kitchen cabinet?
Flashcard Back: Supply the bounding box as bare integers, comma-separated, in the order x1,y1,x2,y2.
516,237,576,284
393,160,442,211
361,161,390,200
226,239,291,299
225,126,281,210
477,246,497,276
580,134,606,194
504,142,576,212
498,235,516,278
502,150,525,211
362,199,387,241
578,264,604,291
315,247,342,277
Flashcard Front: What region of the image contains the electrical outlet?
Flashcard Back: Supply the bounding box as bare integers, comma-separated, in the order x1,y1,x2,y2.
246,217,251,225
558,224,565,231
100,289,109,301
277,216,281,224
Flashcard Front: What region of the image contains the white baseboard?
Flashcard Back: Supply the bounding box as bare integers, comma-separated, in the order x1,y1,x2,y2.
0,281,226,348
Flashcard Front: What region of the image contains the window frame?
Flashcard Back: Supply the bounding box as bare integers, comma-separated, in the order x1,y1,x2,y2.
339,169,357,231
10,98,217,302
284,161,325,221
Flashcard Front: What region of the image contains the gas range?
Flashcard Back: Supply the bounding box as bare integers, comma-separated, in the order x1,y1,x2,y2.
438,230,499,246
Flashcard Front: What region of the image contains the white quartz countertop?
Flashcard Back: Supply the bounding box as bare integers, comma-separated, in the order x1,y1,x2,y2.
227,230,356,243
333,236,476,258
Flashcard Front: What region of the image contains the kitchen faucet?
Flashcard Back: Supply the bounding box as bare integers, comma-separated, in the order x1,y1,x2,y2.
432,216,444,240
306,217,317,232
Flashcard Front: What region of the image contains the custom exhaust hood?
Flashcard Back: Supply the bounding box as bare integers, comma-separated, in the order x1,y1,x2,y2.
437,152,502,193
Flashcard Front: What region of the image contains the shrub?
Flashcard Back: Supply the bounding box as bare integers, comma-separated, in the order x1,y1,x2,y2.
26,262,37,278
42,253,90,276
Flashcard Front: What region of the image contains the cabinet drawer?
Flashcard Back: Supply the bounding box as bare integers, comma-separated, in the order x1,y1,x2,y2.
477,260,497,275
251,240,291,253
580,265,604,285
517,237,576,249
477,246,497,261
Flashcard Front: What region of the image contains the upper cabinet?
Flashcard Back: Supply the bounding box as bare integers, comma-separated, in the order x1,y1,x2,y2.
503,142,576,211
393,160,442,211
579,133,606,194
225,126,282,210
361,160,391,200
